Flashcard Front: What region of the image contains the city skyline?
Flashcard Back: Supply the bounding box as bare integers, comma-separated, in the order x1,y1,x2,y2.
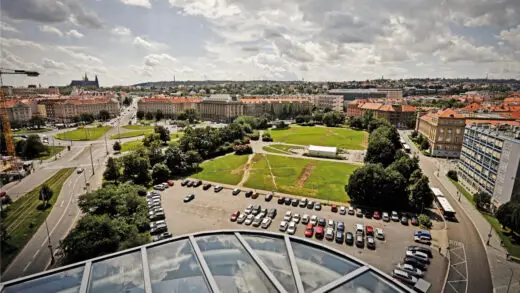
1,0,520,87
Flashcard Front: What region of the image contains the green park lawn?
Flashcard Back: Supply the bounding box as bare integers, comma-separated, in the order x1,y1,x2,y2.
170,132,184,140
121,140,144,152
0,168,74,272
191,154,250,185
244,154,357,202
262,144,303,154
268,126,367,150
38,146,66,160
56,126,111,141
13,128,51,134
110,130,151,139
123,125,155,131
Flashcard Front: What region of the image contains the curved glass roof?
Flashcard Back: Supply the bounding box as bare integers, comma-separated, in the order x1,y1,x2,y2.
0,230,413,293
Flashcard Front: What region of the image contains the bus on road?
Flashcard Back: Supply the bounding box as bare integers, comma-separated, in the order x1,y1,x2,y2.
403,144,411,153
436,196,456,219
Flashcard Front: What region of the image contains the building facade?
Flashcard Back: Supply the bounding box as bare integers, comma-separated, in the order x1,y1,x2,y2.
241,97,313,118
458,124,520,207
137,96,200,116
310,95,343,112
358,103,416,129
346,100,364,117
69,73,100,88
49,98,120,121
1,86,60,97
199,94,243,122
415,109,466,157
5,100,32,122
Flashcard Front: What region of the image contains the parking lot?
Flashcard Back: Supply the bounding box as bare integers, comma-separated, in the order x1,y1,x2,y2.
159,180,448,292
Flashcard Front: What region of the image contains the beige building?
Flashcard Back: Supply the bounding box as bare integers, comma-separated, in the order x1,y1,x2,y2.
2,86,60,97
199,95,243,122
137,96,200,116
310,95,343,112
4,100,33,122
241,97,313,118
50,97,120,121
415,108,466,157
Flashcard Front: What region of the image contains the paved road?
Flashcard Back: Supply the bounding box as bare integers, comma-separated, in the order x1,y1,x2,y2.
401,131,493,293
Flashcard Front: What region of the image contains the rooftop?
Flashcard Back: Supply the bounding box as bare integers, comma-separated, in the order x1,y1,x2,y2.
0,230,412,293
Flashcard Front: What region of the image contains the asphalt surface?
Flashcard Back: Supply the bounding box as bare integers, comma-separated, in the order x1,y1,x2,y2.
401,131,492,293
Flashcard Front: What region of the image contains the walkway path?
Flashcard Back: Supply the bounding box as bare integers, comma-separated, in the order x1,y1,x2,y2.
237,154,254,187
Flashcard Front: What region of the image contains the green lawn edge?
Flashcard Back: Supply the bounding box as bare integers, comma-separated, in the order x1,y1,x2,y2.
56,127,112,141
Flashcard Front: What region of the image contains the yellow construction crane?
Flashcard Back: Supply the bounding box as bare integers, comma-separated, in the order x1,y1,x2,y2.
0,68,40,170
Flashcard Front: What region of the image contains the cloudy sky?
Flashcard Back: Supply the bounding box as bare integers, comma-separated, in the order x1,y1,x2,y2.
1,0,520,87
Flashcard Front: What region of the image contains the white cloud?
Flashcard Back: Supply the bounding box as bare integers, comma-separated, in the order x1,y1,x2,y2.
144,53,177,67
111,26,132,36
498,25,520,49
1,49,43,71
56,47,103,64
42,58,67,69
66,29,84,38
39,25,63,37
133,36,169,51
120,0,151,8
0,37,45,50
0,21,19,33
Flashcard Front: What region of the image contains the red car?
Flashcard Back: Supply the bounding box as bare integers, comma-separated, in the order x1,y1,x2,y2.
365,225,374,236
230,211,240,222
315,226,324,239
304,224,314,237
167,180,174,186
373,211,381,220
331,204,338,212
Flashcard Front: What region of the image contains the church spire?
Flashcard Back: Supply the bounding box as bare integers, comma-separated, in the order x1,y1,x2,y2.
84,72,88,81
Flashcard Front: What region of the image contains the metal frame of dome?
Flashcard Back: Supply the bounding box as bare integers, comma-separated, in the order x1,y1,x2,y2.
0,230,415,293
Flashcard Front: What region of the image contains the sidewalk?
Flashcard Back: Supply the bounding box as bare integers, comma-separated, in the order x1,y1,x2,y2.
431,158,520,293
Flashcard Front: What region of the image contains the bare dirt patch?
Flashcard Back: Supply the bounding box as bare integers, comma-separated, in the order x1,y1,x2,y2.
325,129,334,136
362,132,369,148
296,162,316,188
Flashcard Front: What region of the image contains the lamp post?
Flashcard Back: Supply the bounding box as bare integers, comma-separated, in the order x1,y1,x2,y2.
44,218,55,264
104,134,109,155
487,224,493,245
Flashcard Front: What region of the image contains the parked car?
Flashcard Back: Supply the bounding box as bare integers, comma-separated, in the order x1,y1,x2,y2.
252,215,263,227
251,204,261,215
183,193,195,202
307,201,314,209
261,218,272,229
391,211,400,222
214,185,223,192
232,188,241,195
304,223,314,237
348,206,355,215
335,231,344,244
181,179,190,186
327,219,335,229
396,263,424,278
193,180,202,187
355,223,364,235
292,213,301,223
153,184,165,191
373,211,381,220
265,193,273,201
291,198,299,207
149,210,165,221
414,236,431,244
310,215,318,226
408,245,433,258
345,232,354,245
392,269,418,286
152,232,172,242
230,210,240,222
325,228,334,240
299,198,308,208
167,180,174,186
331,204,338,212
203,183,212,190
77,168,84,174
375,228,385,240
278,197,285,204
314,202,322,211
284,197,292,205
411,215,419,226
187,181,194,187
237,214,246,224
403,257,427,271
251,192,259,199
401,215,409,225
382,212,390,222
150,221,167,235
367,236,376,249
315,226,324,239
245,204,253,215
337,221,345,232
365,225,374,236
414,231,432,240
267,208,277,219
364,210,373,218
284,211,292,221
317,218,326,227
356,235,364,247
287,222,297,235
279,221,288,232
301,214,310,224
245,190,253,197
405,251,430,264
245,214,254,225
356,208,363,217
339,206,346,215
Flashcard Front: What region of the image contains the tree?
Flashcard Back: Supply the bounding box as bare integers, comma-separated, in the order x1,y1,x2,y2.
29,116,46,129
155,110,164,121
164,145,188,173
185,108,199,123
143,133,162,147
365,134,396,167
154,125,170,143
17,135,45,159
123,96,132,106
145,112,154,120
447,170,458,181
122,152,150,184
99,110,110,121
322,111,345,127
371,125,401,149
79,113,95,123
411,130,418,139
103,157,121,182
313,112,323,123
420,139,430,151
185,150,203,169
474,191,491,210
496,201,520,232
148,141,164,166
418,214,432,228
152,163,170,184
408,175,434,211
349,116,363,129
113,141,122,152
276,120,287,129
368,117,391,133
39,184,53,208
262,132,273,142
387,154,419,180
177,111,187,121
233,144,253,155
137,110,145,120
362,111,374,129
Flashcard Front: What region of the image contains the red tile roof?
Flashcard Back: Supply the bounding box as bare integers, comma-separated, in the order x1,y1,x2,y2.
437,108,464,118
401,105,416,112
359,103,382,110
140,96,201,103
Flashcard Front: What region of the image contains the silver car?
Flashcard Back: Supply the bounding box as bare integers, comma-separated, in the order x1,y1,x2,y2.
244,214,254,225
236,214,246,224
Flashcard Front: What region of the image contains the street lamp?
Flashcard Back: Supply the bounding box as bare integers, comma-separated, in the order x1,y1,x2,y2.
44,218,55,264
487,224,493,245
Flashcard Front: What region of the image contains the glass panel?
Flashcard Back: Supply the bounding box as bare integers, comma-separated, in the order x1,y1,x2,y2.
147,239,210,293
290,240,360,293
328,271,401,293
88,251,144,293
4,266,84,293
242,234,298,293
196,234,278,293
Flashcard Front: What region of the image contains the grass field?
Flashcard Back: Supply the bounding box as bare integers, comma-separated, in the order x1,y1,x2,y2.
123,125,155,131
262,144,303,154
244,154,357,202
191,154,250,185
56,126,111,141
13,128,52,134
39,146,65,160
268,126,367,150
170,132,184,140
121,140,144,152
0,168,74,272
110,130,151,139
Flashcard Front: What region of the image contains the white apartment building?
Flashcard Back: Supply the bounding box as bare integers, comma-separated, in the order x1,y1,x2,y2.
137,96,200,116
311,95,344,112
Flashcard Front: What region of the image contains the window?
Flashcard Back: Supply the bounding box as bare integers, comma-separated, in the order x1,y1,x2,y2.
456,128,461,134
455,136,459,143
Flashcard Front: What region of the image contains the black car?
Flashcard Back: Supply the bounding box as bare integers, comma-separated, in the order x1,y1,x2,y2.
408,245,433,258
187,181,194,187
364,210,373,218
314,202,322,211
307,201,314,209
403,257,427,271
265,193,273,201
345,232,354,245
267,208,277,219
284,197,292,205
291,198,299,207
245,191,253,198
193,180,202,187
317,218,326,227
203,183,212,190
401,215,409,225
181,179,190,186
335,231,344,244
277,197,285,204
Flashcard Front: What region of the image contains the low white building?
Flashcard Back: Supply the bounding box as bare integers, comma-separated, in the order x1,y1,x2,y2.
308,145,337,157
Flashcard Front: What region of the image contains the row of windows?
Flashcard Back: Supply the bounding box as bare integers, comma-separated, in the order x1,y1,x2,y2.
434,144,459,150
458,163,496,192
460,151,500,173
462,141,502,160
465,130,505,148
458,170,495,194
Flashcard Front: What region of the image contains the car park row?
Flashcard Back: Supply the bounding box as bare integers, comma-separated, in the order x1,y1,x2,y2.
392,245,434,289
147,181,175,242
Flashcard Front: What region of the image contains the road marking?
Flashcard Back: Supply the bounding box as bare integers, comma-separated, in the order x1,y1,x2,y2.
33,248,40,259
23,261,32,272
60,200,64,208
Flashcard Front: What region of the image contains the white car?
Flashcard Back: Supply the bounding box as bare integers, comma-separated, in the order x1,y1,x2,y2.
376,228,385,240
396,263,424,278
348,206,355,215
287,222,297,235
244,214,254,225
405,251,430,264
339,206,346,215
261,218,272,229
301,214,310,224
391,211,400,222
355,223,364,235
237,214,246,224
252,215,263,227
382,212,390,222
279,220,289,232
327,219,335,229
310,215,318,226
284,211,292,221
325,228,334,240
292,213,301,223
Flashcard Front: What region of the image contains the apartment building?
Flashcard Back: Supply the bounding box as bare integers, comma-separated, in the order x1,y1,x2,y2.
4,100,33,122
458,123,520,207
415,109,466,157
137,96,200,116
50,97,120,121
241,97,313,118
310,95,343,112
199,94,243,122
358,103,416,128
327,88,402,101
1,86,60,97
346,100,364,117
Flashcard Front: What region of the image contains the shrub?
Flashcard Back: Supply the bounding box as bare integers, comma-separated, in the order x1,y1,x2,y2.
411,130,418,139
242,137,251,144
249,131,260,141
233,144,253,155
447,170,458,181
262,132,273,142
418,214,432,228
